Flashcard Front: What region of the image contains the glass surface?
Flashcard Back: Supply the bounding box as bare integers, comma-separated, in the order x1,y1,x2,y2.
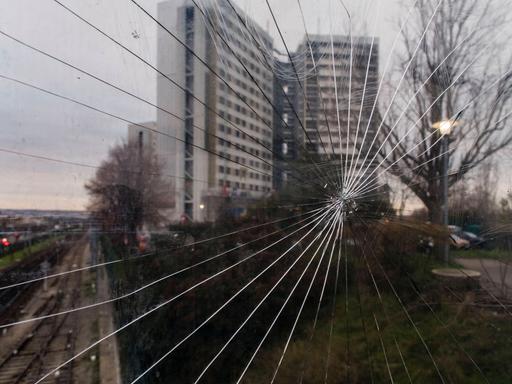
1,0,512,383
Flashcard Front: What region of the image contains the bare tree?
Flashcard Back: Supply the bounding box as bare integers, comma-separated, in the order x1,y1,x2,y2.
85,141,174,243
376,0,512,224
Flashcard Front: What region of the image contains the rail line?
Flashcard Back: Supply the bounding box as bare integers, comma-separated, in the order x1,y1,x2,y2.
0,239,85,384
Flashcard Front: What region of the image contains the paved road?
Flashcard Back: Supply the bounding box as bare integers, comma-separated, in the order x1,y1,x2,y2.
456,258,512,299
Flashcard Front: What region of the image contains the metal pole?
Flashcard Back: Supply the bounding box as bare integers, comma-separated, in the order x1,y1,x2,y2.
442,135,450,263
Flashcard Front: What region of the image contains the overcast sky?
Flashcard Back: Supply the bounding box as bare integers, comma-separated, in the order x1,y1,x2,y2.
1,0,509,211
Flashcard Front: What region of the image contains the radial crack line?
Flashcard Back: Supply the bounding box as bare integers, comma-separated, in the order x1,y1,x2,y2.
192,209,341,384
130,206,341,383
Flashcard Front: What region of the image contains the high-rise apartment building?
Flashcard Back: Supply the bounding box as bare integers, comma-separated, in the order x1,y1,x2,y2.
289,35,380,187
155,0,274,222
134,3,380,221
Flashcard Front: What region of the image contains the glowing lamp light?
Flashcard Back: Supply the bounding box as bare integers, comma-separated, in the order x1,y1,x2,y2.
1,238,10,247
199,204,205,210
432,119,459,135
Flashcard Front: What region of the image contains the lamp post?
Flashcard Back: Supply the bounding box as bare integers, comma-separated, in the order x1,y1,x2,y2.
432,119,457,263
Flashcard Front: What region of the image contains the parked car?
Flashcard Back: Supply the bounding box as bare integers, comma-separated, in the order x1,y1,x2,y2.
448,225,487,249
458,231,487,248
449,233,470,249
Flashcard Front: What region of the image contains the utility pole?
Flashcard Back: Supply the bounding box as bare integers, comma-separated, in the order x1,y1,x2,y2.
433,119,457,264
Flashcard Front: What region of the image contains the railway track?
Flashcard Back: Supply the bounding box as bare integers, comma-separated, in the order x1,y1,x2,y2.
0,239,85,384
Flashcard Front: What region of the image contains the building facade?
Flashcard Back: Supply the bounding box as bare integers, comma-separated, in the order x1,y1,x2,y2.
272,60,300,191
156,0,274,222
295,35,380,188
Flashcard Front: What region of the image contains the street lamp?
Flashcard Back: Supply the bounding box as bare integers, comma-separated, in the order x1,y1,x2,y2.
432,119,457,135
433,119,459,263
199,203,206,222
